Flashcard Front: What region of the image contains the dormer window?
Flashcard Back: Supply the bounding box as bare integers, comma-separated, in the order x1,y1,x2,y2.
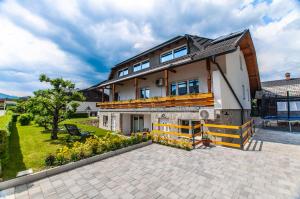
160,46,187,63
118,68,128,77
133,60,150,72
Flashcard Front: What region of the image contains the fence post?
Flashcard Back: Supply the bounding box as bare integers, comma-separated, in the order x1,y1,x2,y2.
253,119,255,134
192,125,195,149
240,127,244,150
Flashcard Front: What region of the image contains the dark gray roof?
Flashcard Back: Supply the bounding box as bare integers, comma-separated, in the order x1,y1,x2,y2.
98,29,248,87
261,78,300,96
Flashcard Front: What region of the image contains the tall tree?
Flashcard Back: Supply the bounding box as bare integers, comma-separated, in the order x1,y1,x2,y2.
29,74,85,139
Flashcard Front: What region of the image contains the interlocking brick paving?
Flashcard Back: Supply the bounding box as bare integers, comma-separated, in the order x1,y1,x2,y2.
1,128,300,199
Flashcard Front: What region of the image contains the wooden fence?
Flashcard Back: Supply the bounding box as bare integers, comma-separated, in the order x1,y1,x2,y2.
151,119,255,150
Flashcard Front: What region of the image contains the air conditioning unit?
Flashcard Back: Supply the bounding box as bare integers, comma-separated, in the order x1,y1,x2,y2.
155,78,164,87
199,107,215,120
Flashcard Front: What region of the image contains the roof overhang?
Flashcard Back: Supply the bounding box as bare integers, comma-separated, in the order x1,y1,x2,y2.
236,30,261,98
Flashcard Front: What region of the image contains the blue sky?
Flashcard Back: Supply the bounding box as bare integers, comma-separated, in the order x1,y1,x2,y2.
0,0,299,96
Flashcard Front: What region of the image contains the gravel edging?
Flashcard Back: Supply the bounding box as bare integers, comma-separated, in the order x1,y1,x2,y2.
0,140,152,190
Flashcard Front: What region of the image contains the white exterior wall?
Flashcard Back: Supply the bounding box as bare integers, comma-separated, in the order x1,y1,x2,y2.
138,72,166,97
114,79,136,101
213,48,251,110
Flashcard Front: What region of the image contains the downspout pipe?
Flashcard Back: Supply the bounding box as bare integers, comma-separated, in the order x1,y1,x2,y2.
210,56,244,124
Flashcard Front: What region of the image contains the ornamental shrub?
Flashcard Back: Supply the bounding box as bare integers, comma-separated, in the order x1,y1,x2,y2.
150,132,192,151
46,133,151,166
18,113,32,126
45,154,56,166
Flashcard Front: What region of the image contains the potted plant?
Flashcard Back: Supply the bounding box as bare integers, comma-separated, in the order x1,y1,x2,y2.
202,133,211,147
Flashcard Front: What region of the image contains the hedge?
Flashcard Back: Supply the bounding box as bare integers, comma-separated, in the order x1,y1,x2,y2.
0,112,14,172
70,112,89,118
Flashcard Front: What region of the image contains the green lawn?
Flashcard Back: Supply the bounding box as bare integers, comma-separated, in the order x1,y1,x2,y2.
0,112,12,130
2,117,109,180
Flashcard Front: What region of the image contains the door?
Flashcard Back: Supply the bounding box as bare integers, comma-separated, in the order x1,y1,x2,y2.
159,118,170,132
114,92,119,101
132,115,144,132
111,116,116,131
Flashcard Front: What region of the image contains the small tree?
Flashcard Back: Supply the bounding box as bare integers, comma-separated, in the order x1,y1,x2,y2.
29,74,85,139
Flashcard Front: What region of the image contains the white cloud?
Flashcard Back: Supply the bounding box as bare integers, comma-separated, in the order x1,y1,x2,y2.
0,0,299,96
0,14,104,96
253,6,300,80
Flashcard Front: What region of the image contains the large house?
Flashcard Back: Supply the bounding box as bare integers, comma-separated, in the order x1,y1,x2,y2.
95,29,261,135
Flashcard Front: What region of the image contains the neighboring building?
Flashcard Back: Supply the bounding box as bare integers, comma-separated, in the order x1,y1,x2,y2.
257,73,300,119
76,87,108,117
0,100,17,110
0,99,4,109
95,29,261,134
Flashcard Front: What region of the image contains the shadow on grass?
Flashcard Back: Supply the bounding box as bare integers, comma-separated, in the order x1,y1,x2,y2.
43,136,68,145
2,122,26,180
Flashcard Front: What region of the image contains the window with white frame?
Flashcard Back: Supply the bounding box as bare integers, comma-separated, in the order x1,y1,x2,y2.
133,60,150,72
118,68,128,77
160,46,187,63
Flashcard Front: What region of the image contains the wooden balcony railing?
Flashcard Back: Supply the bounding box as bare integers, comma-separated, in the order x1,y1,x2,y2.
96,93,214,109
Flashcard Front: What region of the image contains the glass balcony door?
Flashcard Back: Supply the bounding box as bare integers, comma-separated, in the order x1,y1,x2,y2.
132,115,144,133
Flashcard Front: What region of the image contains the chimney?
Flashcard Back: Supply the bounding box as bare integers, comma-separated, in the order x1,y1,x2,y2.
285,72,291,80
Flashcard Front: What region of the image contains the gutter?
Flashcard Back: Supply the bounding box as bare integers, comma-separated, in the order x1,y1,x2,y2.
210,56,245,124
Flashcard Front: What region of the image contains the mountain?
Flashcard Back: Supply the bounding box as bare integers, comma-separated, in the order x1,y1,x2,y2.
0,93,19,99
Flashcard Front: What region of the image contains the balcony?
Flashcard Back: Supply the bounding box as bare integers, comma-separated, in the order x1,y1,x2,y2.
96,93,214,109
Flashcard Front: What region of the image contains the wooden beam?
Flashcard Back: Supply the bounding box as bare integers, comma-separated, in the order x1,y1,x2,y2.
244,52,253,57
112,84,115,102
206,59,212,93
164,69,169,96
138,77,147,80
134,78,138,100
168,69,176,73
100,87,104,102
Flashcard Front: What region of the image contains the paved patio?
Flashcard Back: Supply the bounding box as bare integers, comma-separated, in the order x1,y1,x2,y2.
1,128,300,199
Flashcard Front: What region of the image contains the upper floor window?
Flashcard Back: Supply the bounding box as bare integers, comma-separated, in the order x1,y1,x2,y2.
118,68,128,77
178,81,188,95
170,83,177,96
160,46,187,63
133,60,150,72
161,51,173,63
189,80,199,94
174,46,187,58
140,88,150,99
170,79,199,96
